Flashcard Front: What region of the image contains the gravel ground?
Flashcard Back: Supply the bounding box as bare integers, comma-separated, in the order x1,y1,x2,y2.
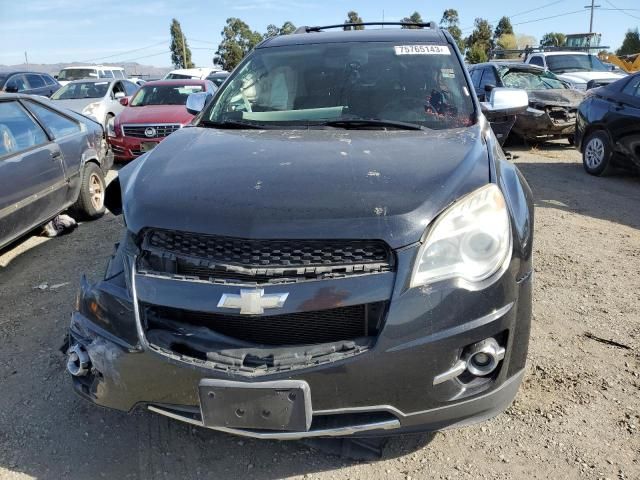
0,143,638,480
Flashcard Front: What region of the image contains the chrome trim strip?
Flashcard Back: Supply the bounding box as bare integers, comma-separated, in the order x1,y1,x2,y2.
432,360,467,385
147,405,400,440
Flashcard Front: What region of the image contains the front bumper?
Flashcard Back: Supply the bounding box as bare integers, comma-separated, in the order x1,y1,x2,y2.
512,107,577,139
108,135,159,162
67,246,532,439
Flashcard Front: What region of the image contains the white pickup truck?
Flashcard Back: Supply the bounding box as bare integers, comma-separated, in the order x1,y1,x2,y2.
524,51,625,90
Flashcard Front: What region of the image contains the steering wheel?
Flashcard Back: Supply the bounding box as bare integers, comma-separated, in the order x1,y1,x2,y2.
381,96,436,121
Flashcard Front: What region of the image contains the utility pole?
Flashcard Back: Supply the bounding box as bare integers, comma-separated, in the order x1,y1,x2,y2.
181,32,187,68
584,0,600,34
24,51,29,69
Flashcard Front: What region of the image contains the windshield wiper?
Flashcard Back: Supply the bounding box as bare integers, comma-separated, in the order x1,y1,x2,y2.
200,120,268,130
322,119,425,131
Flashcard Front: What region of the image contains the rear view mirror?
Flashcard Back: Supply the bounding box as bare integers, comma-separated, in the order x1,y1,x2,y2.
186,92,210,115
119,97,129,106
481,88,529,117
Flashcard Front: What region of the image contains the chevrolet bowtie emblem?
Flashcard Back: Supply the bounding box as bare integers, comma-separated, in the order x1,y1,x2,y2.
217,289,289,315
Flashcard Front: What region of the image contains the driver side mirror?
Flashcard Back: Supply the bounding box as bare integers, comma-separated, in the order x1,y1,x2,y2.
481,88,529,117
484,84,496,93
186,92,211,115
119,97,129,106
114,91,125,100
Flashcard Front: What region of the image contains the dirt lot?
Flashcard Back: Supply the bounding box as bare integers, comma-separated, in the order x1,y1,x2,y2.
0,143,638,480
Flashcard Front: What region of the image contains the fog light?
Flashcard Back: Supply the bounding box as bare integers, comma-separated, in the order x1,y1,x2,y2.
464,338,505,377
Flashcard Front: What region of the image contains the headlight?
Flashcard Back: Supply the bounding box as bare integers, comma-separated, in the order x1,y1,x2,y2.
106,116,116,137
82,101,102,118
410,184,512,288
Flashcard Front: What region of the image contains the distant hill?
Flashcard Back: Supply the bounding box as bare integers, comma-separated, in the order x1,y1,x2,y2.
0,62,173,80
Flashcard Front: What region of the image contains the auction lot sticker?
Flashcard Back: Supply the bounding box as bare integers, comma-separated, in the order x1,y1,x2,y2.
394,45,450,55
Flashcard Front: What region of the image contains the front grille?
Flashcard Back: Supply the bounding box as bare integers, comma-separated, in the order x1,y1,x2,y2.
140,229,393,284
122,124,181,138
547,107,576,125
144,302,387,346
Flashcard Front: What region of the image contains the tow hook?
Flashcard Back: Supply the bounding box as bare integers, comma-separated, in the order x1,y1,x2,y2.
67,344,91,377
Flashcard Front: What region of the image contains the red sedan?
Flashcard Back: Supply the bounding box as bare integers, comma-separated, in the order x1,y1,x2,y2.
108,79,216,162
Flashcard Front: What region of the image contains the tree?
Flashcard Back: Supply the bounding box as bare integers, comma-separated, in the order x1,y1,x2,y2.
466,44,488,64
216,18,263,71
344,11,364,30
516,34,537,49
465,18,493,62
494,16,513,40
540,32,566,47
169,19,194,69
264,21,297,38
440,9,464,51
401,12,423,28
495,34,518,58
617,28,640,56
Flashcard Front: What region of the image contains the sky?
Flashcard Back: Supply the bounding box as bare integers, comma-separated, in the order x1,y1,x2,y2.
0,0,639,68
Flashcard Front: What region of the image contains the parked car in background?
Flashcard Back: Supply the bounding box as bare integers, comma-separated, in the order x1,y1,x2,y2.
71,24,533,441
469,62,584,143
0,94,111,249
205,71,230,88
0,71,60,97
56,65,127,86
108,79,215,161
524,52,624,91
575,72,640,175
164,67,224,80
50,79,138,129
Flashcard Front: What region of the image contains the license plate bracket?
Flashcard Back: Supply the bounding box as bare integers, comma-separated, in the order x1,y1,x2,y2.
140,141,158,152
198,379,312,431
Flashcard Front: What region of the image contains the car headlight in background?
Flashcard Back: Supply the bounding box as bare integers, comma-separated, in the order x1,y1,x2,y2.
106,116,116,137
82,102,103,120
410,184,512,288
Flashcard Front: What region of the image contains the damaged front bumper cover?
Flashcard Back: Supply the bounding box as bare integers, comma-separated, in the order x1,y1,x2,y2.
512,106,577,139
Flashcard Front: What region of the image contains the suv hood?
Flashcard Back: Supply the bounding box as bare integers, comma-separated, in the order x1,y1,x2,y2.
51,98,98,113
117,125,490,249
117,105,194,126
556,71,624,84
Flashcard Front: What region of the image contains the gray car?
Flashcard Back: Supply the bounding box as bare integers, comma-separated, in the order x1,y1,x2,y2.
0,94,112,249
50,78,139,129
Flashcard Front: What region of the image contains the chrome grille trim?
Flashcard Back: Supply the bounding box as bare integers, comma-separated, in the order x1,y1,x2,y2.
122,123,181,138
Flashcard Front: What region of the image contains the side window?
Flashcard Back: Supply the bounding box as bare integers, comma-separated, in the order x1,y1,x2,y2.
25,101,81,138
469,69,482,88
42,75,57,86
621,76,640,97
114,70,125,79
0,101,48,157
479,68,498,90
123,81,138,96
6,74,28,92
529,56,544,67
26,74,46,89
100,70,114,79
111,81,125,97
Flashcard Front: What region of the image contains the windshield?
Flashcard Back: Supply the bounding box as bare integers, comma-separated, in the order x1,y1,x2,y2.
58,68,97,81
51,81,109,100
546,55,608,74
130,84,204,106
500,68,567,90
205,42,474,130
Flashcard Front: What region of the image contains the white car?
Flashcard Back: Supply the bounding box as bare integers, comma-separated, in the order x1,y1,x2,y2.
49,78,139,128
163,67,225,80
524,52,624,90
56,65,127,86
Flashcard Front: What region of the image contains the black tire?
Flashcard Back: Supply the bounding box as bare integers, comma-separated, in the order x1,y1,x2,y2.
582,130,613,176
72,162,106,219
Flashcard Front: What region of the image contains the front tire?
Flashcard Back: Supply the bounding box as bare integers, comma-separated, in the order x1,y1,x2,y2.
583,130,613,176
72,163,106,219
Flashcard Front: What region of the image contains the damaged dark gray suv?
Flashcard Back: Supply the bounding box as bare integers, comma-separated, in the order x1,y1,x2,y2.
67,23,534,440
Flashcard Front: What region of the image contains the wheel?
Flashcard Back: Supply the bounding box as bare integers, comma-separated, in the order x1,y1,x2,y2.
582,130,613,176
72,162,106,219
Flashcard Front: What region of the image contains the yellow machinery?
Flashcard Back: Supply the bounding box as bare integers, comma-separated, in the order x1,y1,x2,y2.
599,52,640,73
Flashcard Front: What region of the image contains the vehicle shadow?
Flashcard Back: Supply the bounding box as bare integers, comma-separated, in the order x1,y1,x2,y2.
511,153,640,231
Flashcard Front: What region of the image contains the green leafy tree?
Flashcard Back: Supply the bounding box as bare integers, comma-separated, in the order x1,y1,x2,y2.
495,34,519,58
494,16,513,40
465,18,493,62
440,9,464,51
344,11,364,30
216,18,263,71
401,11,424,29
466,44,488,64
169,19,194,68
265,21,297,38
540,32,566,47
617,28,640,56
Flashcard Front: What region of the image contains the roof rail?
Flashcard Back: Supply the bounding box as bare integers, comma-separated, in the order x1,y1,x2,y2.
296,22,438,33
